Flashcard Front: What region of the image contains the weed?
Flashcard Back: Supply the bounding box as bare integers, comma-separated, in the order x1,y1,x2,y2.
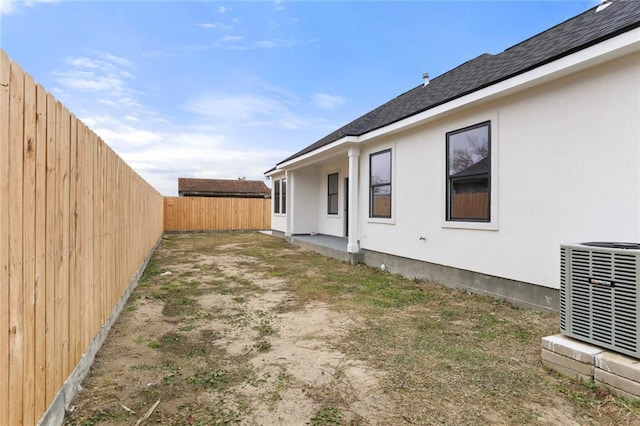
132,364,157,371
139,261,160,285
309,407,341,426
163,373,177,385
148,340,159,349
77,409,113,426
255,340,272,352
189,370,227,390
160,332,181,345
256,319,276,336
188,347,207,358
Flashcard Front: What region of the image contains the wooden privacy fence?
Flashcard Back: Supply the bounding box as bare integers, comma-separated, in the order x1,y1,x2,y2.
0,50,164,425
451,192,490,220
164,196,271,231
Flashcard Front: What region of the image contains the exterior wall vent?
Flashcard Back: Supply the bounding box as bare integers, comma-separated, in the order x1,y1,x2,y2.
560,242,640,359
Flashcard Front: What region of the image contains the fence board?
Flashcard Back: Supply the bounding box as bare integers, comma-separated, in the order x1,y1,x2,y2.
44,91,57,404
164,196,271,231
1,50,165,424
69,114,79,375
22,69,37,426
8,57,25,426
34,82,47,418
84,129,95,350
0,49,11,426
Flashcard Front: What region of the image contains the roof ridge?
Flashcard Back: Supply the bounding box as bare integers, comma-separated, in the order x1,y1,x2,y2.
503,3,600,53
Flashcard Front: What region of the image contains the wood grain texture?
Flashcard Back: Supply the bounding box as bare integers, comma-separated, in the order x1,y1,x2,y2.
1,50,164,424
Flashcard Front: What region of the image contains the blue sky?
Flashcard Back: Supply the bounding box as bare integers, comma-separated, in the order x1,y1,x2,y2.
1,0,598,195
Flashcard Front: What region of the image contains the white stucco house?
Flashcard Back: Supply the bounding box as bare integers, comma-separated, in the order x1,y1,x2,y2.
265,1,640,310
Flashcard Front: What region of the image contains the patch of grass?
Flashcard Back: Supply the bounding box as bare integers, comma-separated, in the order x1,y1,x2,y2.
160,332,181,346
139,260,160,285
309,407,341,426
132,364,157,371
148,340,159,349
75,409,114,426
189,369,227,390
256,319,276,336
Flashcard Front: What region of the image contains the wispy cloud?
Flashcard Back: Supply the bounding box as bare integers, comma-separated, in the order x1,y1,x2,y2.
182,91,338,132
53,51,140,107
1,0,58,15
0,0,16,15
197,21,233,31
214,36,298,51
311,93,345,110
83,114,286,194
183,93,288,123
220,35,245,43
25,0,59,6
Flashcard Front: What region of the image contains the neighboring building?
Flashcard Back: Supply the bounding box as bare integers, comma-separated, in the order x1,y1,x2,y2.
178,178,270,198
265,1,640,310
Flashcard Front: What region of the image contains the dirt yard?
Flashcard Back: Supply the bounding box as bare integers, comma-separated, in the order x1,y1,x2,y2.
64,232,640,425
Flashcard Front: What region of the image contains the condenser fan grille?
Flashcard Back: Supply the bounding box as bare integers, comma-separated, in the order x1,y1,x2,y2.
560,244,639,359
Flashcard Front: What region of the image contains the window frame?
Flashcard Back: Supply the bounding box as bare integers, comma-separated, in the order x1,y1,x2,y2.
281,178,287,214
369,149,392,219
273,179,281,214
445,121,491,223
327,173,339,215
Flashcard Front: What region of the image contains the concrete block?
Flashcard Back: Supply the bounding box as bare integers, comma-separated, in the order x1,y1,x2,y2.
541,334,605,364
541,349,594,376
542,358,593,384
595,351,640,383
595,380,640,401
594,368,640,398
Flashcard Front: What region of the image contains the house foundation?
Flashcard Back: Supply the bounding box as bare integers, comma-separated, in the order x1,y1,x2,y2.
361,249,559,311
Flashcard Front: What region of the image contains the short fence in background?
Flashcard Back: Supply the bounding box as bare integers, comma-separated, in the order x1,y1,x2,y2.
164,196,271,231
0,50,164,425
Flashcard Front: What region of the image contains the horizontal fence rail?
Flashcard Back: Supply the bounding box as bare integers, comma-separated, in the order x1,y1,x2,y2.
164,196,271,231
0,50,164,425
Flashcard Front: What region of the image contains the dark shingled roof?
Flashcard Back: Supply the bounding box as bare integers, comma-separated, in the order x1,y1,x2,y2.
277,1,640,166
178,178,270,198
451,157,489,179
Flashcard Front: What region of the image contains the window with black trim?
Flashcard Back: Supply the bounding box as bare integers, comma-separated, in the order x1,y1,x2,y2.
369,149,391,218
327,173,339,215
446,121,490,222
273,180,281,214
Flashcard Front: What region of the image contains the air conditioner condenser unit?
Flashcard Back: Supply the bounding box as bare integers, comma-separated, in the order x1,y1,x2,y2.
560,242,640,359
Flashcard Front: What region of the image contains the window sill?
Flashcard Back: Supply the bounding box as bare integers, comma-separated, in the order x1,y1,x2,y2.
368,217,395,225
442,221,497,231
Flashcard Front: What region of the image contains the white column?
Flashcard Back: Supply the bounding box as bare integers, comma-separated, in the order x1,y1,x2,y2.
284,170,292,237
347,148,360,253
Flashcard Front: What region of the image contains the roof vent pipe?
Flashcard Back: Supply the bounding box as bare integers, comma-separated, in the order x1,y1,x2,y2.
596,0,612,12
422,72,430,87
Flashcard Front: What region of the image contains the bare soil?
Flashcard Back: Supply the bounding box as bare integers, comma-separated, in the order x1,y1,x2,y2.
64,232,640,425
